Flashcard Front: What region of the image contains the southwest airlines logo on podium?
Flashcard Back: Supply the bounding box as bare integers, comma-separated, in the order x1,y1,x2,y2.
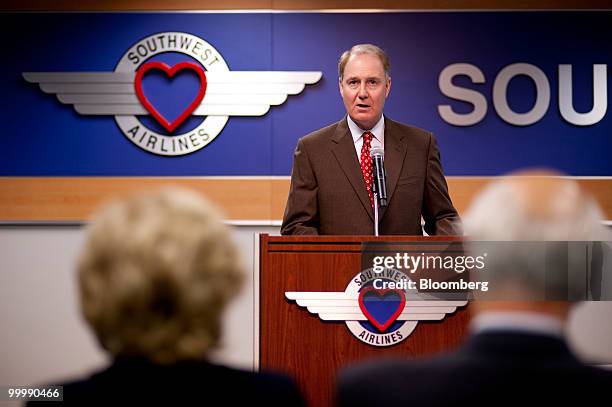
23,32,321,156
286,269,466,347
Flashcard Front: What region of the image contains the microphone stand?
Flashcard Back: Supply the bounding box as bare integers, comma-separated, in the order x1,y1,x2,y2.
370,146,386,237
373,191,380,237
372,163,380,236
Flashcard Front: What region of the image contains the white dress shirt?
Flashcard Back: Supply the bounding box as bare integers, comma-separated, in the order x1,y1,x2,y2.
347,115,385,162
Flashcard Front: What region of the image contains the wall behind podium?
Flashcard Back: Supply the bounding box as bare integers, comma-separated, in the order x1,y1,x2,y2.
0,4,611,221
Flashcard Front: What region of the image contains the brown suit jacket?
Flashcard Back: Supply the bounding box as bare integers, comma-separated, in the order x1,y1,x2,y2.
281,117,461,235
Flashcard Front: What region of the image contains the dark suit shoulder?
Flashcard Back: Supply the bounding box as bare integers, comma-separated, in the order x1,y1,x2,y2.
386,117,431,135
385,117,433,145
298,120,342,147
339,354,455,386
29,360,304,406
338,336,612,406
300,117,433,147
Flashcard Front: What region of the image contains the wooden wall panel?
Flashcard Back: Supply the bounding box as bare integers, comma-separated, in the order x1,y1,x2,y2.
0,178,273,222
1,177,610,222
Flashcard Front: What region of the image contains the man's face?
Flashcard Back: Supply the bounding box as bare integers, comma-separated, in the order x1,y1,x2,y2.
339,53,391,130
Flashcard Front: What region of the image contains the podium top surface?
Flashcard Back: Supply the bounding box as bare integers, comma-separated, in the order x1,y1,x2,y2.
260,234,464,252
261,234,464,242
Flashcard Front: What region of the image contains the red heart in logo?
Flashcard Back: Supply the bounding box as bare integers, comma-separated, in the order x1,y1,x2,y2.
134,61,207,133
358,286,406,333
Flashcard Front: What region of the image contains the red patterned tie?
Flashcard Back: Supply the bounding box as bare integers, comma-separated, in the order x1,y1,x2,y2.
360,131,374,207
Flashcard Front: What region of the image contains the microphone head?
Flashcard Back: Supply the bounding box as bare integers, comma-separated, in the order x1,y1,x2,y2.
370,146,384,159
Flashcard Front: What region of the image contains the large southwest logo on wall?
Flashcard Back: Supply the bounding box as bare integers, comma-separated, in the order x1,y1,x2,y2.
23,32,321,156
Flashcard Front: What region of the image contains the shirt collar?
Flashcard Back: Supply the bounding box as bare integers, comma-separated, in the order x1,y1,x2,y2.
469,311,565,339
347,114,385,144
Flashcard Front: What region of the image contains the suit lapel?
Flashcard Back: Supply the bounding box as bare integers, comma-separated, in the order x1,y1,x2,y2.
379,118,408,221
330,119,374,220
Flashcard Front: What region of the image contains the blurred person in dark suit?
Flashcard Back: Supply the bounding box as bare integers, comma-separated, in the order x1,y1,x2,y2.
281,44,460,236
29,188,304,406
337,171,612,406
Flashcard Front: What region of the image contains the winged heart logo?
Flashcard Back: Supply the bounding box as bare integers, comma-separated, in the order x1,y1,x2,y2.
23,31,322,156
286,270,467,347
135,61,207,133
358,287,406,332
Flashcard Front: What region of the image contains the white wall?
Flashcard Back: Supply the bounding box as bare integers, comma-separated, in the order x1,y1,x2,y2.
1,225,611,395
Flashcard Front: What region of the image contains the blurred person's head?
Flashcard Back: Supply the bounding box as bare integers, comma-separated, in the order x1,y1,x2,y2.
78,188,244,364
463,169,609,318
464,169,606,242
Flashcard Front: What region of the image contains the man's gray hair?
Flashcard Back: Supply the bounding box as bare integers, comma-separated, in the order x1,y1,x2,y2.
464,173,606,242
338,43,390,80
463,171,610,299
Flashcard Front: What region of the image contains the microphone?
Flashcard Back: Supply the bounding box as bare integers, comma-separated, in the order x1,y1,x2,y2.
370,146,387,207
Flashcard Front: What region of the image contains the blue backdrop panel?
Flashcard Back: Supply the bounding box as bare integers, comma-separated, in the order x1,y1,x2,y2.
0,12,610,176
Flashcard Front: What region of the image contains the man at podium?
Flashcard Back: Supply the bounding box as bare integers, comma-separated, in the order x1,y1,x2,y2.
281,43,460,236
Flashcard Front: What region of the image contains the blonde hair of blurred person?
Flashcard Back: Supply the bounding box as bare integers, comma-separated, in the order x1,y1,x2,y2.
78,188,244,364
29,189,305,406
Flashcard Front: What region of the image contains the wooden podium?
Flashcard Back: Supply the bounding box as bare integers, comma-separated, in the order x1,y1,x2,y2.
259,234,470,407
